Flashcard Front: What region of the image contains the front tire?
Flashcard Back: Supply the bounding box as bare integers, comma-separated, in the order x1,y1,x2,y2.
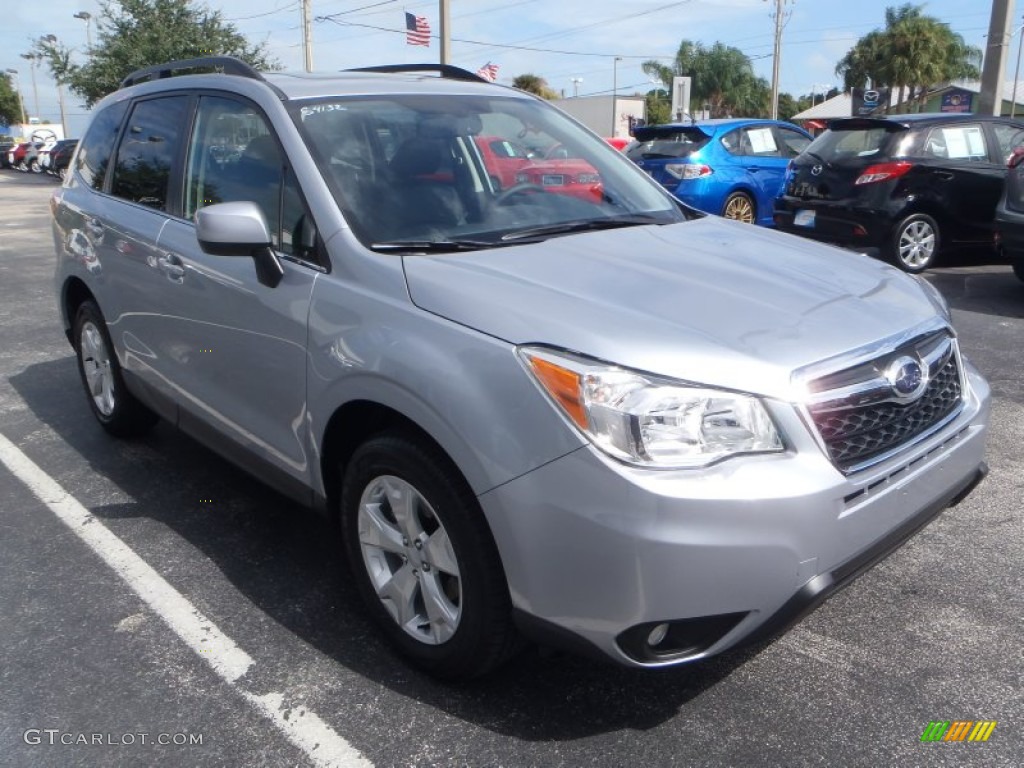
73,301,158,437
889,213,940,273
340,432,518,679
722,191,756,224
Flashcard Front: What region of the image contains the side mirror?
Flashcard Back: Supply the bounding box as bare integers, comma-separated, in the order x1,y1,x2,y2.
195,201,283,288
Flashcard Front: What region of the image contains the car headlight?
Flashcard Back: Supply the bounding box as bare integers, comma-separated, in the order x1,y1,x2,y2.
519,347,783,469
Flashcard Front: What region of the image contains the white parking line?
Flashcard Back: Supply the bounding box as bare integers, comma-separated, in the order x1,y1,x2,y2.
0,432,372,768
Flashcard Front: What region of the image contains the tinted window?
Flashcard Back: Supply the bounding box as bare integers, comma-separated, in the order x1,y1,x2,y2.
110,96,189,210
625,128,710,159
76,99,129,190
1007,163,1024,212
991,123,1024,163
776,126,811,158
802,126,899,163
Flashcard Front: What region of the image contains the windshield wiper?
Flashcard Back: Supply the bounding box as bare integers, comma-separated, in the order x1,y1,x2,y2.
371,239,497,253
501,215,664,242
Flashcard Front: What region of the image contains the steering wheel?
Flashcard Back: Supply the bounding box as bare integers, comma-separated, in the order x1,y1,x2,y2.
493,183,547,206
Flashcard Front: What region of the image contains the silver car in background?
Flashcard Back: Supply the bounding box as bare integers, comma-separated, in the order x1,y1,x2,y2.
52,58,988,678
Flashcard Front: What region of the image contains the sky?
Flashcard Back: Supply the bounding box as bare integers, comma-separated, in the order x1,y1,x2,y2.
0,0,1012,137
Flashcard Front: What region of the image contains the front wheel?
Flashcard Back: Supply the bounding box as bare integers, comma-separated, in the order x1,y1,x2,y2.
73,301,158,437
889,213,940,273
340,432,519,679
722,191,756,224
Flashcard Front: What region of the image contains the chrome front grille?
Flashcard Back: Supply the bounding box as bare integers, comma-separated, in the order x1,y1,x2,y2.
805,330,964,473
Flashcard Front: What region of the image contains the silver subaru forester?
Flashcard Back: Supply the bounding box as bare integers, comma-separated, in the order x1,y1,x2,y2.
52,57,989,678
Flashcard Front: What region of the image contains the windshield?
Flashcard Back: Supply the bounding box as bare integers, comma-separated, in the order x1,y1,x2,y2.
291,94,686,249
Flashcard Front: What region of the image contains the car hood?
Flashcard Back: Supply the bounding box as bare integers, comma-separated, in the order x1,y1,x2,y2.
402,218,942,399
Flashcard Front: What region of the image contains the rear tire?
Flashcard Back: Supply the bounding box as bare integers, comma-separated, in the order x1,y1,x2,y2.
722,191,756,224
889,213,940,273
340,432,519,679
73,301,158,438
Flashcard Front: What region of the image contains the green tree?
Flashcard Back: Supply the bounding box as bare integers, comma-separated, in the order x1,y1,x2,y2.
642,40,767,118
0,72,24,126
835,4,981,112
34,0,278,108
512,73,558,100
645,88,671,124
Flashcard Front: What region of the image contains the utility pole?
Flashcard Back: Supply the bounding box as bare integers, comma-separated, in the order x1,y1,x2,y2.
612,57,623,136
439,0,451,65
5,69,28,125
979,0,1013,115
19,53,40,121
767,0,789,120
301,0,313,72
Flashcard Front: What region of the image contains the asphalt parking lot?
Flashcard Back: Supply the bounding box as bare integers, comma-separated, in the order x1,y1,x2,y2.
1,170,1021,767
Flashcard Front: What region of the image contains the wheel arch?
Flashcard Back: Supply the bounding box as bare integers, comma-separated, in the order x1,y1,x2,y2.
61,277,97,345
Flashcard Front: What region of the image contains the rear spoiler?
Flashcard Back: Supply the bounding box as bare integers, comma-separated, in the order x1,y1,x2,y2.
827,117,911,132
632,124,710,142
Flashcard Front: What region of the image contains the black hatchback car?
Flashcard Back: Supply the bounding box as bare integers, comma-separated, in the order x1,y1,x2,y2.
775,114,1024,272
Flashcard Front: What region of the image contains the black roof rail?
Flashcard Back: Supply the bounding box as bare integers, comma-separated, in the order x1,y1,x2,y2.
346,64,488,84
120,56,266,89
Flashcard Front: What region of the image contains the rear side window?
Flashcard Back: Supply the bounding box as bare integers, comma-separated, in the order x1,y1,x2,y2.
76,100,129,190
110,96,189,211
991,123,1024,163
776,126,812,158
918,124,987,161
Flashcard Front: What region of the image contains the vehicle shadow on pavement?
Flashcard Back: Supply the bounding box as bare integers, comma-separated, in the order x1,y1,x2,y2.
10,356,765,740
926,265,1024,320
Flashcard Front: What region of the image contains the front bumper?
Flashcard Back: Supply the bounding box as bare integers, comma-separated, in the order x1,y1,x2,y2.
479,363,989,668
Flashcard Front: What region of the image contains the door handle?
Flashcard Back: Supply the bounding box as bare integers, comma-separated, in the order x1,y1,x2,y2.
935,171,954,181
157,253,186,281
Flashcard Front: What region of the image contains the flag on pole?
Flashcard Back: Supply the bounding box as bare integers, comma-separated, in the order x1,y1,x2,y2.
476,63,500,82
405,12,430,46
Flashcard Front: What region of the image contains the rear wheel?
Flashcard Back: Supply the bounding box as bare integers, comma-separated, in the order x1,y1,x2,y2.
73,301,158,437
889,213,940,273
340,432,519,679
29,158,41,173
722,191,756,224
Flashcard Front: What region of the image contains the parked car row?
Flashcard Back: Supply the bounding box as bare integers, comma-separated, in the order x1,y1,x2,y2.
627,113,1024,274
3,138,78,178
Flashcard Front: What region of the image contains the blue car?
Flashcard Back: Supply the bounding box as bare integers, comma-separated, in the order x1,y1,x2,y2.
625,119,812,226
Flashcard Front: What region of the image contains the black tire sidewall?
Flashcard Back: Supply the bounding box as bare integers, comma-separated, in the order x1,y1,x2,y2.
890,213,940,273
73,301,156,437
340,433,511,678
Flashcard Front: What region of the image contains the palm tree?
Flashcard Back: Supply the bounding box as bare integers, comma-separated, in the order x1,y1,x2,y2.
835,4,980,112
643,40,764,118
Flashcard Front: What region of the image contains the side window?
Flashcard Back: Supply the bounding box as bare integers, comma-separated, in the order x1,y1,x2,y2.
742,126,781,157
1008,163,1024,213
110,96,189,210
776,127,811,158
76,99,129,191
992,123,1024,164
921,124,987,161
720,128,743,155
186,96,317,262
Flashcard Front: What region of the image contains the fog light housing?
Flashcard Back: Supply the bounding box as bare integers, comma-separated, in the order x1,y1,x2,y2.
616,612,749,663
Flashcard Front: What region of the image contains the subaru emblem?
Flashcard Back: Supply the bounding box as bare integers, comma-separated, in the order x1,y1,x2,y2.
811,164,823,176
884,356,928,402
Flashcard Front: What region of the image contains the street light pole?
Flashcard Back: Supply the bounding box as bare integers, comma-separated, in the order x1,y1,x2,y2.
5,68,28,125
19,53,40,121
41,35,68,137
1012,15,1024,118
570,77,582,97
611,56,623,137
73,11,93,58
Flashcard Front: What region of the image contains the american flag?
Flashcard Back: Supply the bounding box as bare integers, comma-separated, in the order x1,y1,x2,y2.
476,62,499,82
405,12,430,46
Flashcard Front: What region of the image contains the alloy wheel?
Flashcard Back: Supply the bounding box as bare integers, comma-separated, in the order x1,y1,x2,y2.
357,475,462,645
898,220,936,269
79,321,116,416
723,194,755,224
